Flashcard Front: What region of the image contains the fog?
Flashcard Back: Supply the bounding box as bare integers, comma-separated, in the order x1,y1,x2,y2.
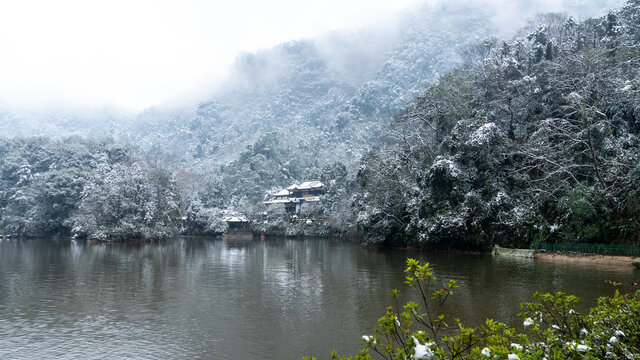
0,0,625,114
0,0,423,112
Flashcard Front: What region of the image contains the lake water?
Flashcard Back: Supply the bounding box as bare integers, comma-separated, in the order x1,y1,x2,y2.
0,237,637,359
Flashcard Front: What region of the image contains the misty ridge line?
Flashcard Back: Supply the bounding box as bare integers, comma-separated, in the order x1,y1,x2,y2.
0,0,623,116
0,0,626,175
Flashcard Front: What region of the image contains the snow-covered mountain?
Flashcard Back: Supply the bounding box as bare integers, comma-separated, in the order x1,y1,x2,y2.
2,0,623,174
121,2,495,172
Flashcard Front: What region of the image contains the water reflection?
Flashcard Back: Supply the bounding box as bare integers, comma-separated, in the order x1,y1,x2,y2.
0,238,637,360
223,229,254,243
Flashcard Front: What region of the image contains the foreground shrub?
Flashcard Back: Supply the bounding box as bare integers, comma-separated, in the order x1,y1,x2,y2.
305,259,640,360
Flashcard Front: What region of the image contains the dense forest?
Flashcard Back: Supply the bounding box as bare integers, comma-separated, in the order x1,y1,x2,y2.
0,137,226,240
1,1,639,249
353,1,640,248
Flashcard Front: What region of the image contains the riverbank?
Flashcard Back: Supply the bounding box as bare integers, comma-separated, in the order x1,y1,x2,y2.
534,251,640,267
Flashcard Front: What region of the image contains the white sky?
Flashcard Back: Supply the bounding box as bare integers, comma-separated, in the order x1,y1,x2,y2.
0,0,425,111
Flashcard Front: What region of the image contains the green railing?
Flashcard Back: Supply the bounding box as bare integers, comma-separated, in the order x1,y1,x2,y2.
534,242,640,257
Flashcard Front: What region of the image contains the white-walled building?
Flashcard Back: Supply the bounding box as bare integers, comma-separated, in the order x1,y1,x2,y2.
264,181,325,214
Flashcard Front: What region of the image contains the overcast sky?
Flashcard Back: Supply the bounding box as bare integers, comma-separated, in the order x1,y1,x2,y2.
0,0,425,111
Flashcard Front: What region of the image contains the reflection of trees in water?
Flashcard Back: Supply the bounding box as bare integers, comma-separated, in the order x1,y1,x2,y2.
0,238,635,359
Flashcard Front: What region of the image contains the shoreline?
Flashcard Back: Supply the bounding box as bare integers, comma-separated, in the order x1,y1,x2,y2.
533,251,640,267
6,235,640,268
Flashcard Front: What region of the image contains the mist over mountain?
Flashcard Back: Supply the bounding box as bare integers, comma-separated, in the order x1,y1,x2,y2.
127,1,497,171
0,106,133,139
130,0,624,169
3,0,624,170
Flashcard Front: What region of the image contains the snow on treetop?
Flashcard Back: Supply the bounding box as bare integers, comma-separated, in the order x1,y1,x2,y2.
467,122,502,147
429,156,461,178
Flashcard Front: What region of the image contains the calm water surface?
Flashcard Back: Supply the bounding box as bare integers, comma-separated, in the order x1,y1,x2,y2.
0,237,637,359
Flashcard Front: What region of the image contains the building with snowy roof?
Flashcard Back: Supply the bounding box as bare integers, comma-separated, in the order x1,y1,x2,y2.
222,211,252,241
222,212,250,229
264,181,325,214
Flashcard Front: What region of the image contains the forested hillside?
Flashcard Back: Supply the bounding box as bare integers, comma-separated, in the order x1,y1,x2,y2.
353,1,640,248
0,137,225,239
128,1,500,173
1,1,638,247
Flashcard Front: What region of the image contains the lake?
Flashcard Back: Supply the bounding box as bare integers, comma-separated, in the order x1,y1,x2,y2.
0,237,637,359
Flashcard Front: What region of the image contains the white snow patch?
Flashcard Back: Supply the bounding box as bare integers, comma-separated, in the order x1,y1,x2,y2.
362,335,376,345
567,342,590,352
576,344,590,352
430,156,461,178
481,347,491,357
412,337,435,360
467,122,501,147
566,92,583,102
